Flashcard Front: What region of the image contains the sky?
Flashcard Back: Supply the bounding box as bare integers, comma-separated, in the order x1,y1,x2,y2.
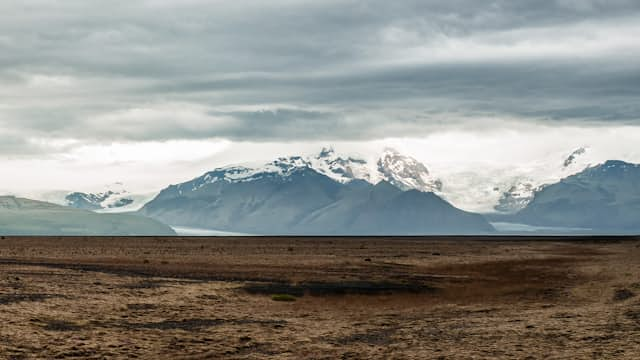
1,0,640,199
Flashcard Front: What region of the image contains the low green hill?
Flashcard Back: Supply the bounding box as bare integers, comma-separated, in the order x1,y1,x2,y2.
0,196,175,236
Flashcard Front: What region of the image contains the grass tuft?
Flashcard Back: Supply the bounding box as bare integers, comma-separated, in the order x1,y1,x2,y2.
271,294,297,302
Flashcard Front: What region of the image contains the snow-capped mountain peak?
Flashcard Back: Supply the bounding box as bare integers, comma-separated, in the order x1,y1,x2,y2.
64,183,155,212
493,146,600,213
66,187,133,211
561,147,594,173
563,147,587,168
310,147,380,184
317,147,335,159
185,147,443,194
377,148,443,193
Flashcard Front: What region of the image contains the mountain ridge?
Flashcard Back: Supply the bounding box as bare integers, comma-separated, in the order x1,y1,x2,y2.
182,147,444,194
140,161,493,235
506,160,640,233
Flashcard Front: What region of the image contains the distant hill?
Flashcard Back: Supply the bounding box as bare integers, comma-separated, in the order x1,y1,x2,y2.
63,182,156,213
65,190,133,210
140,160,494,235
0,196,175,236
510,160,640,233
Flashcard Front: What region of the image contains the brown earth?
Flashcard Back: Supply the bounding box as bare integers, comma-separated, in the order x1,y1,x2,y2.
0,236,639,359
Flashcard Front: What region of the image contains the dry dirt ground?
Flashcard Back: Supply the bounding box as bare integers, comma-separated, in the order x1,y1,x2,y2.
0,236,639,359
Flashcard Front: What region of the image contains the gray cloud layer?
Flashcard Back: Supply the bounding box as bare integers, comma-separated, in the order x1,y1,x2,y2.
1,0,639,153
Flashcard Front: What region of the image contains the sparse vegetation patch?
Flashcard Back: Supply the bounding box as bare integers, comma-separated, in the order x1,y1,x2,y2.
42,319,84,332
271,294,296,301
244,281,434,297
614,288,635,301
0,293,56,305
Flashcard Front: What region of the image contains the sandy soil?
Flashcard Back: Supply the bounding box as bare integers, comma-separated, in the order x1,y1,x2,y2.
0,236,639,359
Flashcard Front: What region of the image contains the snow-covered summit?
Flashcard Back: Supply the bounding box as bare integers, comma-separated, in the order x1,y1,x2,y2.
563,147,587,168
65,185,133,210
64,183,155,212
493,147,597,213
189,147,443,193
309,147,382,184
377,148,443,193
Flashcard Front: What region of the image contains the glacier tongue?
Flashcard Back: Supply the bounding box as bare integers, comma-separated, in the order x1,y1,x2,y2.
494,182,539,214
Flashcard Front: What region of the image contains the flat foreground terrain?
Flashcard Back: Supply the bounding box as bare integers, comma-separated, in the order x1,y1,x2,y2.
1,236,640,359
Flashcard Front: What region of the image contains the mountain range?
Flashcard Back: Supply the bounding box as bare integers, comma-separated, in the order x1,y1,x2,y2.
139,150,490,235
2,146,640,235
139,147,640,235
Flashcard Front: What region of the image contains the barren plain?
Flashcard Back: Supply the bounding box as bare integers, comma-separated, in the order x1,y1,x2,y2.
0,236,639,359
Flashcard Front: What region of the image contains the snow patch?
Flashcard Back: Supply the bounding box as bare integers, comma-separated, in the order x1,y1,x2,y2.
190,147,443,195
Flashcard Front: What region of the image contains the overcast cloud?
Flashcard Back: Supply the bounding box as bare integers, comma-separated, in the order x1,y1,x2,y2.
2,0,640,200
0,0,639,154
